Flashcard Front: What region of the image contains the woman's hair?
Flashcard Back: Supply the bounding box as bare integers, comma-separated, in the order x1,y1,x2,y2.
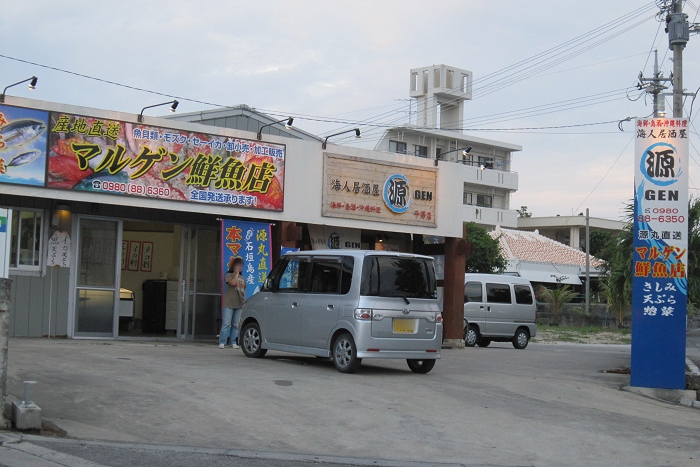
228,257,244,274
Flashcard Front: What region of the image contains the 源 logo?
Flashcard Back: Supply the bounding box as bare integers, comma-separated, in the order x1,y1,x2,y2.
383,174,411,214
327,232,340,249
641,142,683,187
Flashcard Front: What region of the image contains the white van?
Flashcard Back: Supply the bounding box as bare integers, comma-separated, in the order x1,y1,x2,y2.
463,274,537,349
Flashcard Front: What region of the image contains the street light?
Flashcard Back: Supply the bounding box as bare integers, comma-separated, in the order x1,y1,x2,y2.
0,76,38,103
322,128,361,150
138,100,179,123
257,117,294,140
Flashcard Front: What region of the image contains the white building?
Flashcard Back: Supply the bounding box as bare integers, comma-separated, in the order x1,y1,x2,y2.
375,64,522,230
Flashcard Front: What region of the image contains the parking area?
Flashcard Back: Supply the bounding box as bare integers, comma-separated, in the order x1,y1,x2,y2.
5,338,700,466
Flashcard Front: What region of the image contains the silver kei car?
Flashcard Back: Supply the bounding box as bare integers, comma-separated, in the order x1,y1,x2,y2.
239,250,442,374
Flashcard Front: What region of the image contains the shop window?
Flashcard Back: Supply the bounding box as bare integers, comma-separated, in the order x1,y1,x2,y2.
414,145,428,158
9,208,44,272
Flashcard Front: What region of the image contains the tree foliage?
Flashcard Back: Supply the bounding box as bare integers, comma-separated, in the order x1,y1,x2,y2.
516,206,532,218
603,198,699,320
580,230,615,263
538,285,578,325
465,222,508,274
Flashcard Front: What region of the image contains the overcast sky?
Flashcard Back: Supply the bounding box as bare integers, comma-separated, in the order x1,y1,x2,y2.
1,0,699,221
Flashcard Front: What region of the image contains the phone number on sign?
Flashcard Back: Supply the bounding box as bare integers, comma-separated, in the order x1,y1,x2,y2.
638,215,685,223
92,180,171,197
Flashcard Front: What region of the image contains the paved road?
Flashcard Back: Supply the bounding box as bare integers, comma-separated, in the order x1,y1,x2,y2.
2,337,699,466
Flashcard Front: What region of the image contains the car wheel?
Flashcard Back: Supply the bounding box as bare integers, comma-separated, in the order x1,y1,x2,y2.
476,338,491,348
513,328,530,349
241,322,267,358
464,325,479,347
332,333,362,373
406,359,436,374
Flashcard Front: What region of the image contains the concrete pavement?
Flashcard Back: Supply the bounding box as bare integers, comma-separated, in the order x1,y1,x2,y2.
2,338,699,466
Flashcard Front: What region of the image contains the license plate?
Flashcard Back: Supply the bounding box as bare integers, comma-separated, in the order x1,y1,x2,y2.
393,318,418,334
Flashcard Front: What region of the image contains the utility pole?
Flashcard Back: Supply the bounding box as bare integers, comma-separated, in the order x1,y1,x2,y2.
669,0,688,118
637,50,670,117
585,208,590,316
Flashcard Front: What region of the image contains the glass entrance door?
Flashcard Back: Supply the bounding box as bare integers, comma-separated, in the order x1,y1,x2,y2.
75,218,121,337
179,226,221,341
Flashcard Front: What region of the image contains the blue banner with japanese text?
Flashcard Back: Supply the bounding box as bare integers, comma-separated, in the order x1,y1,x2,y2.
631,118,688,389
221,220,272,299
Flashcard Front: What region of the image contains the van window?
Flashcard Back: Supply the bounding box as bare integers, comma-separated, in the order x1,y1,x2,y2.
486,283,512,304
277,258,310,292
464,282,483,303
340,257,354,294
514,285,533,305
361,256,436,299
309,260,342,294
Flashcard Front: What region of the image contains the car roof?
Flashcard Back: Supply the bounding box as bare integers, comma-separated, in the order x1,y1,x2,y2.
464,273,533,285
282,249,434,260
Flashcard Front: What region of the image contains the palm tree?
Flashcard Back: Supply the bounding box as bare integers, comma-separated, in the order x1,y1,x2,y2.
538,285,578,326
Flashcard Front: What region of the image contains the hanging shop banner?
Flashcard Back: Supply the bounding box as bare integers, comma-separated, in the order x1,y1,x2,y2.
222,219,272,299
308,224,361,250
46,230,71,268
0,104,49,187
46,112,285,211
322,153,437,227
631,118,688,389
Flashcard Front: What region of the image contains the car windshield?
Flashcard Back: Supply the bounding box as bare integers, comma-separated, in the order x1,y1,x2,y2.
361,256,436,299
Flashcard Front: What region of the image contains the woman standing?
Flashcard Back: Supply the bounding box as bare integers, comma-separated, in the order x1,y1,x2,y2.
219,257,246,349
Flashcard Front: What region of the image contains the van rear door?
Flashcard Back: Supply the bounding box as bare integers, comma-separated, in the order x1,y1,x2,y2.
360,256,439,340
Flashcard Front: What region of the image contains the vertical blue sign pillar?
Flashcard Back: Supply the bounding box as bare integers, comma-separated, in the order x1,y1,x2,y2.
631,118,689,389
221,220,272,299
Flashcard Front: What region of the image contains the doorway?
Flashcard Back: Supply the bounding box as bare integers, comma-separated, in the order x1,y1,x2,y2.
74,217,121,338
72,217,221,340
179,226,221,341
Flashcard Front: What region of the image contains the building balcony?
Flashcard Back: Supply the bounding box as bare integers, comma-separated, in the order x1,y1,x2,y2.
461,205,518,228
446,160,518,191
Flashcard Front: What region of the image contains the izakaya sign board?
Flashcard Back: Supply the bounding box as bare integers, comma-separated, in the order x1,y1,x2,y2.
46,112,285,211
308,224,361,250
222,220,272,299
322,153,437,227
631,118,688,389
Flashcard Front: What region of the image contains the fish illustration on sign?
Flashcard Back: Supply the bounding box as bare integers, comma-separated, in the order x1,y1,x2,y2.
8,150,41,167
0,119,46,150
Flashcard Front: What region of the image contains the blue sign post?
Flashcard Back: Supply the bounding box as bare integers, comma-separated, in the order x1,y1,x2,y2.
630,118,689,389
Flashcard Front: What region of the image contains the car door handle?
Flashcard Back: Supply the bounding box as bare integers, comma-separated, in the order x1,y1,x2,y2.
292,302,299,307
327,304,334,310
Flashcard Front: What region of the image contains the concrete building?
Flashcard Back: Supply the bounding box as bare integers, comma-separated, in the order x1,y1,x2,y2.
375,64,522,230
0,95,470,341
517,215,626,250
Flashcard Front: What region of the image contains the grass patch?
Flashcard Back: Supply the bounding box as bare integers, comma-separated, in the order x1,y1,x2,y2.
533,325,632,344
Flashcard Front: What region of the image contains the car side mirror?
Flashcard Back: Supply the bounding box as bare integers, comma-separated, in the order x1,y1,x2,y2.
265,277,276,292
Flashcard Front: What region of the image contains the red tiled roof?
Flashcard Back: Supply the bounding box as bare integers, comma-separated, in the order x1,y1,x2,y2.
490,227,604,268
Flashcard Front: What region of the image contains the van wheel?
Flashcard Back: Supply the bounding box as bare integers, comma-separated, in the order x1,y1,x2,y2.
241,322,267,358
513,328,530,349
407,359,436,374
464,325,479,347
332,333,362,373
477,338,491,348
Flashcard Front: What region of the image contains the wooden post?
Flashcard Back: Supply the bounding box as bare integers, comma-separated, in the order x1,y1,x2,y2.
442,232,468,348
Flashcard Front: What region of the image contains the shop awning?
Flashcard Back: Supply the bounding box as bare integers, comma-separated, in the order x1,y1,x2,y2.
515,269,582,285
